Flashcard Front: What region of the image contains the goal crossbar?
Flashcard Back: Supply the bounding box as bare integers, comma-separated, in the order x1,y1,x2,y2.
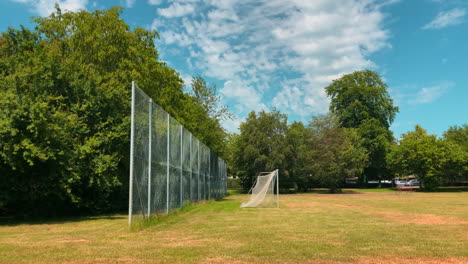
241,169,279,208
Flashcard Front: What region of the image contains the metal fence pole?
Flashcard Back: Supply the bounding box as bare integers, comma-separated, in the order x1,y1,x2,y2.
197,140,200,201
226,163,228,196
180,125,183,207
276,169,280,208
166,113,170,214
189,134,192,201
223,162,227,196
128,81,135,225
147,98,152,217
208,150,211,200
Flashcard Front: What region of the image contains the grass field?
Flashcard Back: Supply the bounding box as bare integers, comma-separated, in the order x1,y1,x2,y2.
1,190,467,263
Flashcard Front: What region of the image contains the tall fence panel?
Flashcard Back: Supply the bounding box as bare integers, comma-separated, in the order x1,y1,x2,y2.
129,82,227,225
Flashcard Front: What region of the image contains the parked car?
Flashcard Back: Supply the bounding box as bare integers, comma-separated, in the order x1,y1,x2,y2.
395,180,407,186
405,179,420,186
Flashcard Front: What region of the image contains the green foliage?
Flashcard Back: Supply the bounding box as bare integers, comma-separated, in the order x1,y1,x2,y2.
325,70,398,182
441,125,468,184
388,125,447,190
224,133,240,175
0,6,227,216
227,178,241,189
232,111,368,193
180,76,231,156
325,70,398,129
443,125,468,152
284,122,311,191
307,115,368,193
233,110,289,190
357,118,392,180
190,76,233,122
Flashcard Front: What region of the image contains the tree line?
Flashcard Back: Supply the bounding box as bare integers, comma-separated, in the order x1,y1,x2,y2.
0,7,230,216
228,71,467,193
1,6,466,217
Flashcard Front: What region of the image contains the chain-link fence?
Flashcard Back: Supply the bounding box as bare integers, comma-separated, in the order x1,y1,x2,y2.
129,82,227,225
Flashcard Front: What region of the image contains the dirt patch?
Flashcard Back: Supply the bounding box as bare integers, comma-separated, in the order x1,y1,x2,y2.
197,257,259,264
375,211,468,225
58,239,89,243
326,241,347,246
160,235,209,248
283,202,304,208
163,239,208,248
351,257,468,264
60,259,152,264
197,257,468,264
333,204,367,209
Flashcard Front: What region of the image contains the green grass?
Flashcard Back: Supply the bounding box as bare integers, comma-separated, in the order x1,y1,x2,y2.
1,192,467,263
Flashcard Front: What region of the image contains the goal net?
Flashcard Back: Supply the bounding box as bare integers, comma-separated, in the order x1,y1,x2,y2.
241,170,279,208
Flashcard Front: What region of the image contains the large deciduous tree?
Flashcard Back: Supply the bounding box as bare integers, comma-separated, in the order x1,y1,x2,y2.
443,125,468,152
284,122,311,191
233,110,289,191
441,125,468,185
190,76,233,122
0,6,227,216
387,125,446,190
307,115,368,193
325,70,398,183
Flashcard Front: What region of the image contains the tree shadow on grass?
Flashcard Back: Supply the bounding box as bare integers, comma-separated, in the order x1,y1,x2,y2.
420,186,468,193
0,214,126,227
306,188,362,194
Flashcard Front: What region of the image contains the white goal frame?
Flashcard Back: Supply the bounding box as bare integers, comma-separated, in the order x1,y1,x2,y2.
241,169,279,208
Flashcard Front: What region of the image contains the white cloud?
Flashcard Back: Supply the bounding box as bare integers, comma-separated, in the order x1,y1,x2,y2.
422,8,466,29
148,0,161,5
126,0,136,8
221,116,242,134
221,80,267,114
272,84,308,116
410,81,454,104
8,0,88,16
154,0,395,132
158,3,194,18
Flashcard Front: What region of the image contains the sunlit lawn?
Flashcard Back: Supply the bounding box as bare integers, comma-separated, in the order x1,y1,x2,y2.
1,190,467,263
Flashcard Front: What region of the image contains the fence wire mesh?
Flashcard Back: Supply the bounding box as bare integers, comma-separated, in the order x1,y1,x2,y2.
129,83,227,225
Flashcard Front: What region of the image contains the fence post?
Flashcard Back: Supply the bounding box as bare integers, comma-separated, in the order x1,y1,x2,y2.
189,134,192,201
147,98,152,217
226,163,228,196
276,169,280,208
166,113,170,214
197,140,200,201
180,125,183,207
128,81,135,226
208,151,211,200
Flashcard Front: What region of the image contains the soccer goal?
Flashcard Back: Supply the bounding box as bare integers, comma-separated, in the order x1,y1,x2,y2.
241,169,279,208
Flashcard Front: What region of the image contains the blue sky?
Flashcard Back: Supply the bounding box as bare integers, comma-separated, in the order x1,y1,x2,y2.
1,0,467,138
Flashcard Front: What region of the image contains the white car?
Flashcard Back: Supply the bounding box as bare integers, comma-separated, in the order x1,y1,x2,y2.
406,179,420,186
395,180,407,186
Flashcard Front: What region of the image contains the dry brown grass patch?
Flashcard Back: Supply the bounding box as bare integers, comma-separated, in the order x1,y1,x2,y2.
195,257,468,264
57,239,90,243
375,211,468,225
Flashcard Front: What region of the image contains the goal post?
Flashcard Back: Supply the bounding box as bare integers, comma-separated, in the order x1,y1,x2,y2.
241,169,279,208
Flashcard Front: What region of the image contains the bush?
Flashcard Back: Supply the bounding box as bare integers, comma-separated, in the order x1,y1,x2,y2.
227,178,241,189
